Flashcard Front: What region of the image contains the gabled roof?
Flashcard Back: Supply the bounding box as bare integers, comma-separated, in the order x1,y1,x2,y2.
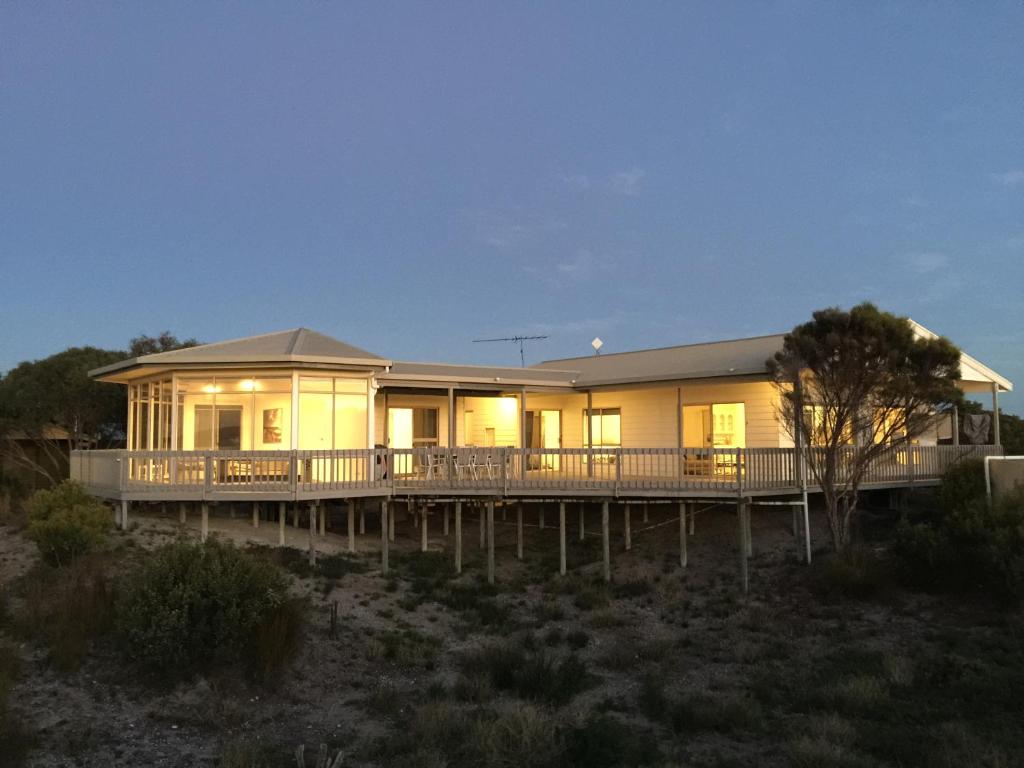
534,334,786,387
908,320,1012,393
90,328,390,380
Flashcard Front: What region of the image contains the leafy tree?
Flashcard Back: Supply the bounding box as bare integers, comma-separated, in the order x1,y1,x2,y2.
0,347,127,483
128,331,198,357
768,303,962,550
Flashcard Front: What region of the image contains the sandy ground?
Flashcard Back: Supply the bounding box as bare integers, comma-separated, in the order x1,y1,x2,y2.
2,499,845,767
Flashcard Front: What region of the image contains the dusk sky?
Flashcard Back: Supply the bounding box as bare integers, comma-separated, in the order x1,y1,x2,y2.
2,3,1021,412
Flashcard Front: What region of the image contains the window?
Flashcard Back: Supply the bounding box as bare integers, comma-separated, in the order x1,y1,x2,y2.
193,405,243,450
683,403,746,449
584,408,621,448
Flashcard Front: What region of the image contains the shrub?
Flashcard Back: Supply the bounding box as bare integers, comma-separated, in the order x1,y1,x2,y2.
0,639,36,765
563,714,660,768
937,458,987,516
813,547,888,600
13,555,115,670
458,640,591,706
25,481,110,566
895,490,1024,601
116,539,298,679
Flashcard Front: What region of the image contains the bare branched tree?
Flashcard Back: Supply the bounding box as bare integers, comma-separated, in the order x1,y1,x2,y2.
768,304,962,550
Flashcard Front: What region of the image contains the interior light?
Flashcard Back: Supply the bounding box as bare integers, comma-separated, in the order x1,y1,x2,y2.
202,384,221,394
240,379,256,391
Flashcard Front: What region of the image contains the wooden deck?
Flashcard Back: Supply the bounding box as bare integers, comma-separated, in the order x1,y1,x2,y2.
70,445,1003,503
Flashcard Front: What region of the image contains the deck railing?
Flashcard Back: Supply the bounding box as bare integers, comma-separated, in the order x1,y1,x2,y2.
69,444,1003,500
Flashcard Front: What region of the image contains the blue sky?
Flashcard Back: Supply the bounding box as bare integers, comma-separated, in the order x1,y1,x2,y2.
1,2,1021,413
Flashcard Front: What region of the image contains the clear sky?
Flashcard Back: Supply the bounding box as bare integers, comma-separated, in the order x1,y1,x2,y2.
1,2,1021,412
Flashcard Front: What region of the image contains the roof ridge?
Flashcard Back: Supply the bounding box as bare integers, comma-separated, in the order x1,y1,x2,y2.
393,359,580,375
286,328,304,355
537,332,787,365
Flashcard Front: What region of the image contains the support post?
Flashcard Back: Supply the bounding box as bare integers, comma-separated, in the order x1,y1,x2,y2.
443,503,449,536
486,500,495,585
643,503,649,524
679,502,688,568
388,504,395,542
348,500,356,553
252,502,260,529
201,502,209,542
689,506,695,536
623,503,631,551
179,501,187,524
516,502,524,560
539,504,545,531
737,501,748,594
421,503,428,553
579,502,585,541
802,495,812,564
992,383,1001,447
308,502,317,567
319,501,326,537
278,501,286,546
744,503,752,557
360,506,366,535
601,501,610,582
454,501,463,574
479,503,485,548
292,505,299,528
558,502,566,576
119,500,129,530
380,501,389,576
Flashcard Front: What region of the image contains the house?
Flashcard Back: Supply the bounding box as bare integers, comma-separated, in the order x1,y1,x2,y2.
71,323,1009,502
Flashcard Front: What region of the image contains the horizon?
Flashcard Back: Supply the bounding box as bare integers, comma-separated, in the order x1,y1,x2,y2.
1,3,1020,413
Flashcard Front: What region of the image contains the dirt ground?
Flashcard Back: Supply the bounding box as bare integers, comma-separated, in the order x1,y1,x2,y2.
2,498,1022,767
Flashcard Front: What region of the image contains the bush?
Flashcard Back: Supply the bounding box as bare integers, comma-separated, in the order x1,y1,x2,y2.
116,539,298,679
458,640,591,706
563,714,660,768
13,555,115,670
895,490,1024,601
0,639,36,765
25,481,111,566
813,547,888,600
936,458,987,516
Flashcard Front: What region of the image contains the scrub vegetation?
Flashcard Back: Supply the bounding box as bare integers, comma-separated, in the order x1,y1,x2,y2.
0,467,1021,766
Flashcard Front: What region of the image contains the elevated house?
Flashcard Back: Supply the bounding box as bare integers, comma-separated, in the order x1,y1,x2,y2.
71,323,1009,503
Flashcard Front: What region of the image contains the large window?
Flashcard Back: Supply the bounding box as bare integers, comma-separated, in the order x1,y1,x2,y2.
584,408,621,448
683,403,746,449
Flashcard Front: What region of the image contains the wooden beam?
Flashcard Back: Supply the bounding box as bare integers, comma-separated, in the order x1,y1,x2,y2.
558,502,566,576
601,501,610,582
516,502,524,560
486,500,495,585
679,502,687,568
380,501,389,576
454,501,463,574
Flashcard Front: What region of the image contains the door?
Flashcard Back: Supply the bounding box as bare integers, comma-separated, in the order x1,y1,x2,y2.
388,407,413,474
526,410,562,470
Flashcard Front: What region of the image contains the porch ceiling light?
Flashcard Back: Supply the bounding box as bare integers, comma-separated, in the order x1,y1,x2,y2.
202,384,222,394
240,379,256,391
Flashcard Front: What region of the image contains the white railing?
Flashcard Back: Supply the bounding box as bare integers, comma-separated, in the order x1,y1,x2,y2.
69,445,1003,499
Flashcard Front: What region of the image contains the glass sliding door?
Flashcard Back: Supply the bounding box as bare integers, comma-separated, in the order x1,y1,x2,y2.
526,410,562,470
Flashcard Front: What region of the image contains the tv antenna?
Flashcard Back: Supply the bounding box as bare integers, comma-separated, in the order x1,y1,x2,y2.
473,335,549,367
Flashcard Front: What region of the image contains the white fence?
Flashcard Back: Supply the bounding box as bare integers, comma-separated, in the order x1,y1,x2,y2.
69,444,1003,501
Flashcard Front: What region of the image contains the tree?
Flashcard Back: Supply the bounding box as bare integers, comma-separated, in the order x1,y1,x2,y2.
0,332,201,485
768,303,962,551
128,331,198,357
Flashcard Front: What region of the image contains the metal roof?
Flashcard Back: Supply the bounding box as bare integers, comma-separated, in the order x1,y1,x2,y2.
90,328,390,379
534,334,786,387
383,361,579,389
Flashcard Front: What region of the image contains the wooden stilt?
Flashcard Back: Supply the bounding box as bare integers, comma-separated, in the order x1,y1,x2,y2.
119,500,129,530
558,502,566,576
516,502,524,560
179,502,187,524
388,504,395,541
601,501,610,583
252,502,260,529
744,503,753,557
278,502,286,546
738,501,748,594
359,507,366,535
348,500,356,553
308,502,317,567
479,503,485,548
623,503,632,551
454,501,463,574
319,501,326,537
380,501,389,576
680,502,688,568
689,507,696,536
579,502,585,541
421,504,429,552
486,500,495,585
443,503,449,536
201,502,209,542
292,505,299,528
